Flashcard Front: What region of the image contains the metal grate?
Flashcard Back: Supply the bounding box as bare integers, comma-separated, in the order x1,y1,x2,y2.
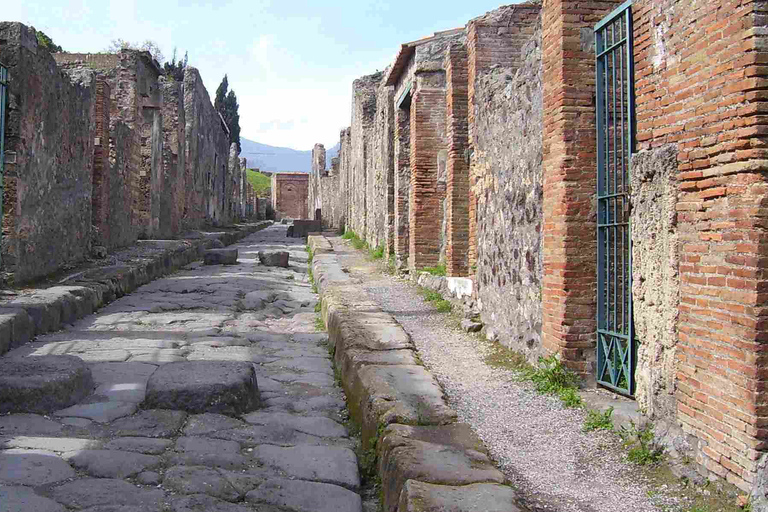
595,0,635,396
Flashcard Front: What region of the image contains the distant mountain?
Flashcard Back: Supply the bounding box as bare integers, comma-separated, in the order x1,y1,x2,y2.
240,138,340,173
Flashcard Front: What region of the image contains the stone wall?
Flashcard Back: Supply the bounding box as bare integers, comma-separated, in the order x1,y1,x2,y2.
630,145,679,421
349,73,381,238
271,173,309,220
367,75,394,251
160,76,186,238
473,26,544,361
0,22,94,282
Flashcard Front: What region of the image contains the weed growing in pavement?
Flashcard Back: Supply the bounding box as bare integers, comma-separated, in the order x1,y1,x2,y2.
342,229,367,250
618,420,665,465
583,406,614,432
314,302,322,313
369,244,385,260
286,274,294,280
417,287,452,313
384,258,397,275
519,354,583,408
420,264,446,277
314,314,326,332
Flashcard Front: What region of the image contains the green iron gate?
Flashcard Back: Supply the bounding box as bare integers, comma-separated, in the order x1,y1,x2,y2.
595,0,635,396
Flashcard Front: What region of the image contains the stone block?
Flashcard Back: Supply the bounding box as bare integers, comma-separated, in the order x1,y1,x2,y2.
0,355,94,414
143,361,260,415
398,481,523,512
460,319,482,332
289,220,322,238
378,423,506,512
203,248,238,265
258,250,289,267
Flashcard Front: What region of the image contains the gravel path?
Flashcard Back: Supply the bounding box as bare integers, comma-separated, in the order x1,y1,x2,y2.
334,241,670,512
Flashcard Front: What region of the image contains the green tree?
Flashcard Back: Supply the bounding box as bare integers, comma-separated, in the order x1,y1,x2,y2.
163,47,188,81
36,30,63,53
214,75,241,153
214,75,228,114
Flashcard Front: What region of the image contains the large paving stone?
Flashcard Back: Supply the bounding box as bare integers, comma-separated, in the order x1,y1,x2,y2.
143,361,259,415
0,449,75,486
183,413,246,436
168,437,247,469
163,465,240,502
105,437,172,455
245,478,362,512
0,355,94,414
242,412,347,438
347,364,457,449
48,478,165,509
397,481,524,512
0,414,63,436
54,401,138,423
90,362,157,403
203,248,238,265
171,494,254,512
378,424,506,512
110,409,187,438
63,449,160,478
252,445,359,490
0,485,66,512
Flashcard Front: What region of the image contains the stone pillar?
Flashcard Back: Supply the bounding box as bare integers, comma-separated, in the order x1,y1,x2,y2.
92,80,111,246
409,72,447,270
445,44,470,277
540,0,622,379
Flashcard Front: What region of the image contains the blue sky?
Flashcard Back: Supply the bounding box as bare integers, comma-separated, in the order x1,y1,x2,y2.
6,0,524,150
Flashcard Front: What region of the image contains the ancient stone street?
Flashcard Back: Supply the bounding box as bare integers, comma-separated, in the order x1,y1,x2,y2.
0,224,364,512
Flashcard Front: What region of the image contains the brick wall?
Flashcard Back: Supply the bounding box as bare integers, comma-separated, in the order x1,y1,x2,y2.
92,80,111,246
540,0,621,379
272,173,309,220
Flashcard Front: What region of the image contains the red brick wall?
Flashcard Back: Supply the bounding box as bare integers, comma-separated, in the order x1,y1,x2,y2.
445,44,470,277
409,83,447,269
273,174,309,220
540,0,622,379
632,0,768,491
92,80,111,246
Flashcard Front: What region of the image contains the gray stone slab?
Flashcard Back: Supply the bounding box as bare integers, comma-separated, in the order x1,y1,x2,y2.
0,436,100,453
0,449,75,486
105,437,172,455
163,465,239,502
171,494,256,512
206,425,323,447
175,437,240,454
64,449,160,478
398,481,524,512
258,251,289,267
143,361,259,415
0,485,66,512
378,424,506,512
245,478,362,512
49,478,165,509
60,417,92,427
0,355,94,414
0,414,63,436
183,413,246,436
264,357,333,375
204,249,238,265
242,412,347,438
252,445,359,490
109,409,187,438
54,401,137,423
136,471,161,485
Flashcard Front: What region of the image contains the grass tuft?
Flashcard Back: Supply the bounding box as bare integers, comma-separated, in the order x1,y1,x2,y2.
583,406,614,432
519,354,583,408
420,264,446,277
314,314,326,332
618,420,665,465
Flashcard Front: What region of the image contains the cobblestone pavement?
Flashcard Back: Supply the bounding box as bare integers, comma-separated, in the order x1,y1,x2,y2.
0,224,363,512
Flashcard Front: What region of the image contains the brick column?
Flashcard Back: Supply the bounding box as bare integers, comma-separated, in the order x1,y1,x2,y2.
92,80,111,246
409,78,447,270
540,0,621,378
445,45,470,277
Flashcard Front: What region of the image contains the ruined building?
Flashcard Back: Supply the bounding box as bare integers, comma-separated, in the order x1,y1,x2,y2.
310,0,768,494
0,22,261,283
272,172,309,220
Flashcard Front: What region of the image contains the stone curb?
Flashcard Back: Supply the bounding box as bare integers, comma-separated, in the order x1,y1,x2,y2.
0,221,272,357
308,235,521,512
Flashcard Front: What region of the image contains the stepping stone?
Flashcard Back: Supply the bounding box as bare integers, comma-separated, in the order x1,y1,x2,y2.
258,250,289,267
54,401,137,423
63,449,160,478
204,249,238,265
49,478,165,509
245,478,362,512
0,484,66,512
143,361,260,415
0,449,75,486
0,355,94,414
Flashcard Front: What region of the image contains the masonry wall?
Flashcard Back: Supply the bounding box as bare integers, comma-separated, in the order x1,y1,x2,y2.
0,22,94,282
272,173,309,220
368,76,395,251
472,26,544,360
160,76,185,238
